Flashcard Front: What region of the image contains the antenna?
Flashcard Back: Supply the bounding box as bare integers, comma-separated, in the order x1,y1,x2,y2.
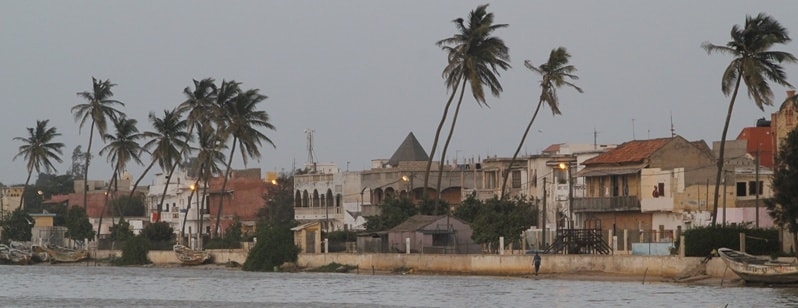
305,129,316,171
593,127,599,149
670,111,676,137
631,118,636,140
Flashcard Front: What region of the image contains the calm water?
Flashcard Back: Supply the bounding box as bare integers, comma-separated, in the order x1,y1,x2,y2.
1,265,797,308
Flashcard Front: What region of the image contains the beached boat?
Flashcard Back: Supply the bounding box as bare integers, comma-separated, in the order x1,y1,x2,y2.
0,244,32,265
34,244,89,263
717,248,798,284
173,244,211,265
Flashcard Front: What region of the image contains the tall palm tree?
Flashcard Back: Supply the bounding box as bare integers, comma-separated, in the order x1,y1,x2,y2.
702,13,796,226
72,77,125,210
500,47,582,199
96,117,144,237
127,109,190,216
424,4,510,210
185,124,227,240
213,85,275,238
13,120,65,210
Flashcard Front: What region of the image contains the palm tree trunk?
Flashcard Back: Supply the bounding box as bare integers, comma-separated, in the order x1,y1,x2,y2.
157,162,181,222
198,178,209,248
180,178,201,238
434,81,468,211
424,78,462,203
215,138,238,238
501,97,545,199
83,120,96,210
124,159,156,217
19,171,32,211
97,167,118,242
712,74,742,226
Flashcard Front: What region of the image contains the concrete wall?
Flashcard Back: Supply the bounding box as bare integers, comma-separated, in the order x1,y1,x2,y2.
95,249,247,265
297,253,714,278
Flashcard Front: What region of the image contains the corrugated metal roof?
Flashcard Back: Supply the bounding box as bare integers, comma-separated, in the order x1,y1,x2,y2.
575,164,646,177
389,215,444,232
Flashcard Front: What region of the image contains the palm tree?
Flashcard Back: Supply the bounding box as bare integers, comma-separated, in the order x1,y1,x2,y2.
702,13,796,226
500,47,583,199
127,109,190,217
72,77,125,210
96,117,144,238
13,120,65,210
185,124,227,241
424,4,510,210
213,85,275,238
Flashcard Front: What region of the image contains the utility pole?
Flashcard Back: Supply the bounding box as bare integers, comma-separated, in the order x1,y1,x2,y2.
755,146,760,228
542,177,547,249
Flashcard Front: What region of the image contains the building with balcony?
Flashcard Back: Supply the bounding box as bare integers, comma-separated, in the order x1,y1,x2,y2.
574,136,716,239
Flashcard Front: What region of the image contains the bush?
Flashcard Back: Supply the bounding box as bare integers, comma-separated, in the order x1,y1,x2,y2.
108,218,134,242
113,236,151,265
205,238,241,249
141,222,174,242
242,222,299,272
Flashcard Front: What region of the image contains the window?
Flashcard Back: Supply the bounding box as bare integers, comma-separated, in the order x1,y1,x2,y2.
432,234,450,246
748,181,762,196
657,183,665,197
737,182,747,197
512,170,522,188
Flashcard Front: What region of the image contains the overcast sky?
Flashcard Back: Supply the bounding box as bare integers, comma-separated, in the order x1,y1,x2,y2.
2,1,797,186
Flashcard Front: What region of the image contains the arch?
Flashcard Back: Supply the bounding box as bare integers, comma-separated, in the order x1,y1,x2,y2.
335,194,342,207
312,189,320,207
384,187,396,200
295,190,302,207
302,190,309,207
373,188,384,204
326,189,334,208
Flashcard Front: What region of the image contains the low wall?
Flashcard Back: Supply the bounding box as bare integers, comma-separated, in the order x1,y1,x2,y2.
298,253,734,278
94,249,247,265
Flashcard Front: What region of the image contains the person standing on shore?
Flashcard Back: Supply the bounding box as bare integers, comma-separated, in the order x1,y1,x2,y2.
533,253,542,275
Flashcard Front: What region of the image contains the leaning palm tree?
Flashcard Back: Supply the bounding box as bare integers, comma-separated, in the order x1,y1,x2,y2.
500,47,583,199
213,86,275,238
127,109,190,217
184,124,227,240
424,4,510,210
13,120,65,210
702,13,796,226
96,117,144,238
72,77,125,210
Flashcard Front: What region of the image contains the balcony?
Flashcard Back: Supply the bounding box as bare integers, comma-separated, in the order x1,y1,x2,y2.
572,196,640,212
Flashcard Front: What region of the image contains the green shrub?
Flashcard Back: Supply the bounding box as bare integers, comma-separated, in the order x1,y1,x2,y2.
141,222,174,242
242,222,299,272
204,238,241,249
114,236,150,265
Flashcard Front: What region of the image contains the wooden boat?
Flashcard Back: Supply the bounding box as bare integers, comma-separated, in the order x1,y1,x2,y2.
34,244,89,263
717,248,798,284
173,244,211,265
0,244,32,265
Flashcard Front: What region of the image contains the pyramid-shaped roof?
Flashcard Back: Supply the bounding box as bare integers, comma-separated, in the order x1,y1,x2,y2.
387,132,429,167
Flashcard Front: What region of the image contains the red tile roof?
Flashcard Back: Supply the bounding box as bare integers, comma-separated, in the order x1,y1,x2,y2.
583,138,672,165
542,144,561,154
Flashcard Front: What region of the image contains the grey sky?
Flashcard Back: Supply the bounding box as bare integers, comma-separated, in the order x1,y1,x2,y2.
2,1,797,186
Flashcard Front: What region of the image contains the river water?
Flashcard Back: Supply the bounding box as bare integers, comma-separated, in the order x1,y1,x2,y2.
1,265,796,308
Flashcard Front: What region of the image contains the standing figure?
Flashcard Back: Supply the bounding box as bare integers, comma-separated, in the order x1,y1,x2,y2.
533,253,542,276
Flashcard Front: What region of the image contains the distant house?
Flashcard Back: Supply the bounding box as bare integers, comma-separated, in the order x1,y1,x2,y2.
381,215,480,254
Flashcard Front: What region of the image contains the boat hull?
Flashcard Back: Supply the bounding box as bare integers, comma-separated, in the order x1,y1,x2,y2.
173,245,211,265
718,248,798,284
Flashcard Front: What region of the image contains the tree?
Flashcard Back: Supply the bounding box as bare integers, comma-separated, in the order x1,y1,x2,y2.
500,47,583,199
258,173,295,225
109,195,146,217
65,206,95,241
2,208,34,242
469,197,535,252
702,13,796,226
72,77,125,210
136,109,190,221
242,221,299,272
140,221,174,242
67,146,88,180
214,83,276,238
108,218,134,242
766,128,798,258
424,4,510,210
192,124,227,239
13,120,65,210
96,117,144,239
364,196,417,232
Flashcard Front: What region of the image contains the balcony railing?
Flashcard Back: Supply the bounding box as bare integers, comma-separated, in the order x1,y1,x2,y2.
572,196,640,212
